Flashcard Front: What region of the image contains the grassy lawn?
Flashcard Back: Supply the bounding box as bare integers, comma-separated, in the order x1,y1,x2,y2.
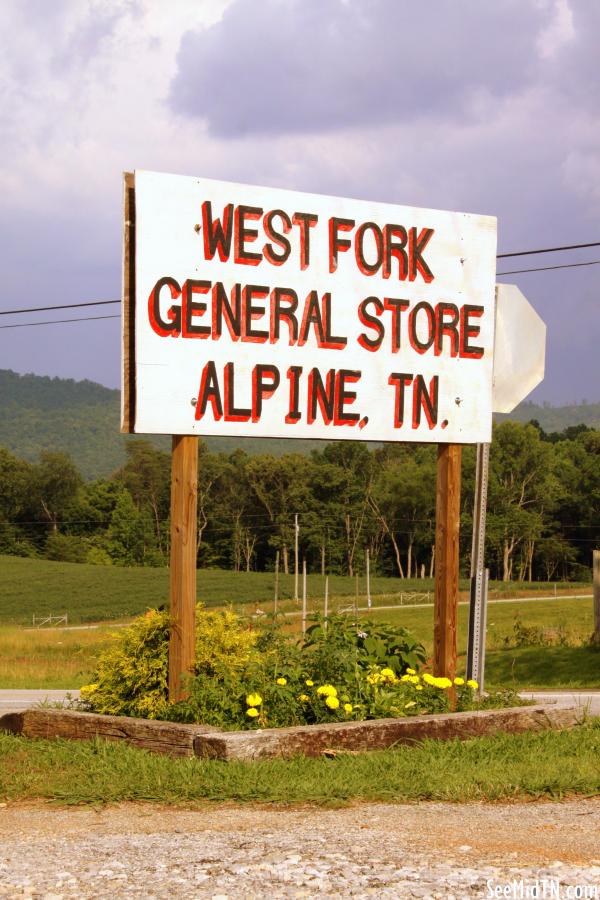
0,593,597,690
1,553,595,690
485,646,600,690
0,554,589,626
0,626,113,689
365,597,595,653
1,723,600,805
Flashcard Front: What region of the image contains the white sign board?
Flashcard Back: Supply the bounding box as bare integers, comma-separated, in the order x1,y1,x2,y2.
123,171,497,443
492,283,546,413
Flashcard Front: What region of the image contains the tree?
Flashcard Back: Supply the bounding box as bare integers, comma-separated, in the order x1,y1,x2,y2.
0,447,33,553
107,490,146,565
117,440,170,555
369,445,436,578
30,452,82,533
487,423,558,581
312,443,374,576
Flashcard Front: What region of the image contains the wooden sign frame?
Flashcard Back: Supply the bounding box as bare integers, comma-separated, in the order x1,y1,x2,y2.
121,170,490,700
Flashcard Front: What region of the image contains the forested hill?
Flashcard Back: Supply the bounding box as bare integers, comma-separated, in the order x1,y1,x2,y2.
1,368,599,479
0,369,326,479
495,401,600,432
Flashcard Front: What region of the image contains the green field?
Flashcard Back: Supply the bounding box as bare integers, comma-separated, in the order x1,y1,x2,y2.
0,554,589,626
0,625,112,689
1,554,596,690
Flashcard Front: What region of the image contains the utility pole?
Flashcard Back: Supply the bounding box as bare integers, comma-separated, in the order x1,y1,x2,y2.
301,558,307,634
274,550,280,616
294,513,299,603
593,550,600,645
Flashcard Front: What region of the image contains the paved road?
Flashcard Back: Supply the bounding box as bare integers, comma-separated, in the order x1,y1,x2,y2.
523,690,600,716
2,689,599,716
0,689,80,714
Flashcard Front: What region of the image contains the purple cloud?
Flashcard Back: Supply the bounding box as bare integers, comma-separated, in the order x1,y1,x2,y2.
170,0,548,136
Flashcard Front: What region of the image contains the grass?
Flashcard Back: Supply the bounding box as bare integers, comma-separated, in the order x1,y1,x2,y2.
1,723,600,805
0,626,113,689
365,599,600,689
485,646,600,690
366,597,595,654
0,594,597,690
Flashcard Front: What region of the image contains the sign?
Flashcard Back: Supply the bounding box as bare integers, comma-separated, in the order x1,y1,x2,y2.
122,171,497,443
492,283,546,413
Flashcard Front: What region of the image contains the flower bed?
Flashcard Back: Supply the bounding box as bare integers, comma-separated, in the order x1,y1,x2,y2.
79,607,519,731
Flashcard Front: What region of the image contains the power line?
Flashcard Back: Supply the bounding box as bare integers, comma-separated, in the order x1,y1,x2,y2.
0,237,598,327
497,240,600,259
0,314,120,330
497,259,600,276
0,300,119,317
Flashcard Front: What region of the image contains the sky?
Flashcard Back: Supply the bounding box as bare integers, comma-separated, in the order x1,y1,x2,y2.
0,0,598,405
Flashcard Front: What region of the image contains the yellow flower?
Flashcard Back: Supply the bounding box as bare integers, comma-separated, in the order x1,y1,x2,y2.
343,703,353,713
423,673,435,686
305,679,314,687
276,677,287,686
325,696,340,710
246,707,259,718
367,673,383,685
246,692,263,707
467,679,479,690
80,683,98,696
433,677,453,690
317,684,337,697
299,694,310,702
406,668,416,675
409,675,420,684
415,685,423,691
400,674,411,682
381,667,395,678
454,677,465,686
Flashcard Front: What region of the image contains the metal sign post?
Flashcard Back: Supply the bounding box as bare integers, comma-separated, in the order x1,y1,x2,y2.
466,441,490,692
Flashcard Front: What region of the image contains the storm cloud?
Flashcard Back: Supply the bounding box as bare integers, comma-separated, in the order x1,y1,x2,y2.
0,0,598,405
170,0,549,136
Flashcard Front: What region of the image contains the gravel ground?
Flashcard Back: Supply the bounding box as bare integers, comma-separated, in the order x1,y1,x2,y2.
1,799,600,898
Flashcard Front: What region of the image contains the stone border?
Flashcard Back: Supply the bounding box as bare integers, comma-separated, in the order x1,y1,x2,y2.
0,704,585,761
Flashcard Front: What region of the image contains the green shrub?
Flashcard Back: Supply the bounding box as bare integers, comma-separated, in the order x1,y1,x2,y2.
81,607,491,729
81,606,261,720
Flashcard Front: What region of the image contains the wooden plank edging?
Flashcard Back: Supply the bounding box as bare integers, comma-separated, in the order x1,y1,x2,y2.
0,709,219,758
194,705,584,761
0,704,584,761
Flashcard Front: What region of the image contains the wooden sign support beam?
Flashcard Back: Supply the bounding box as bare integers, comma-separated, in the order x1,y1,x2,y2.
168,435,199,702
433,443,462,682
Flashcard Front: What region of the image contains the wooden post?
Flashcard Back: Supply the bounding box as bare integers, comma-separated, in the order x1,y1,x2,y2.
366,548,371,609
433,443,461,682
168,435,198,702
274,550,280,616
593,550,600,645
324,575,329,626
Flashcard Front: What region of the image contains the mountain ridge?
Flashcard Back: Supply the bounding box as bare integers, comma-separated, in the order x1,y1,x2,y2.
1,368,599,479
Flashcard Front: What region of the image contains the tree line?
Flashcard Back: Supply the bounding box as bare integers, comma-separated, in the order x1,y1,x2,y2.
0,420,598,582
